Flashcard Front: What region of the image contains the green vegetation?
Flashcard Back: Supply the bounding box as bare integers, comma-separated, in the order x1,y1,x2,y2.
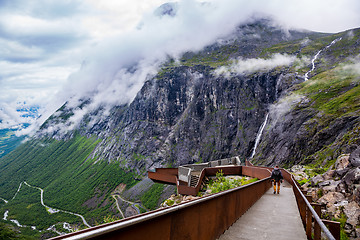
297,67,360,117
289,63,360,167
297,178,310,186
0,222,18,240
333,213,350,240
207,170,258,194
0,221,41,240
102,215,120,224
0,134,139,235
140,183,165,210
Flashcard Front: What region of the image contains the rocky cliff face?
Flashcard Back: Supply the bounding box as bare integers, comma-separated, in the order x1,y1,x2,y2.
39,23,360,177
253,29,360,168
85,65,284,173
39,19,320,174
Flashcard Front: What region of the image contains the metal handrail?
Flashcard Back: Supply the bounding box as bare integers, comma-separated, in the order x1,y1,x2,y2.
291,177,335,240
247,162,338,240
51,170,272,240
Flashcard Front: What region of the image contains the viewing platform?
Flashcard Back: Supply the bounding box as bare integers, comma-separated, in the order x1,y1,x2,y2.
219,181,307,240
51,159,340,240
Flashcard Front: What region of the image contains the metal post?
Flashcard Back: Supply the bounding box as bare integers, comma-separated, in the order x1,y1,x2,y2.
322,220,340,240
299,192,306,226
311,203,322,240
306,195,312,239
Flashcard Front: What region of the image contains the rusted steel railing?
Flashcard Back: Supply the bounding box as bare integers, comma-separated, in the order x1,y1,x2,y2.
51,166,271,240
282,169,339,240
148,168,178,185
177,165,243,196
246,164,340,240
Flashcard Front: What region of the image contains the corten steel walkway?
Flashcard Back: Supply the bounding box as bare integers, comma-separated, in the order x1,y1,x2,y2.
51,162,340,240
219,181,307,240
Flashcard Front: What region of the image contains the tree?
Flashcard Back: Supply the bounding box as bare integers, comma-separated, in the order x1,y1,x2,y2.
0,222,17,240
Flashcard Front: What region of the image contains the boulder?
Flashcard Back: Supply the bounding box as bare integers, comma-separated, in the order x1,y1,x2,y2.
343,201,360,227
322,180,340,194
312,175,324,186
318,192,346,204
336,181,348,195
349,146,360,167
323,170,335,180
335,168,349,178
343,167,360,186
352,184,360,203
318,180,331,187
335,154,350,170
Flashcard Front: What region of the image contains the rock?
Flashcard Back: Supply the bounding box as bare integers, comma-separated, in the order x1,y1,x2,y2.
318,192,346,205
301,182,310,192
335,154,350,170
323,170,335,180
291,165,305,172
353,184,360,203
343,167,360,186
318,180,331,187
349,146,360,167
205,189,212,195
312,175,324,186
322,180,340,194
343,201,360,227
355,228,360,239
183,196,200,201
334,200,348,207
336,182,348,195
335,168,349,178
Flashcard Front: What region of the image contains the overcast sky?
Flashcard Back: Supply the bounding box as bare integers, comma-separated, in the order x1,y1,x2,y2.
0,0,359,133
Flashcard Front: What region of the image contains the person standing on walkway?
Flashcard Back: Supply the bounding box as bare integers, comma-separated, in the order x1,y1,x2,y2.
270,165,283,194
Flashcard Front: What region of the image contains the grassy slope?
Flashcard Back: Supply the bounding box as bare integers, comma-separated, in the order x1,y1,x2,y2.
0,135,138,232
295,66,360,170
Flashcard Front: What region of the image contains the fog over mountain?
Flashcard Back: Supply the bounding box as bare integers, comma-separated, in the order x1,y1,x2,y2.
1,0,360,135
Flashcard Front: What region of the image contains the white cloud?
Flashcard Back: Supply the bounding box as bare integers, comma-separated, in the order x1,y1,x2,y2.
268,94,304,127
341,55,360,76
1,0,360,134
214,54,297,78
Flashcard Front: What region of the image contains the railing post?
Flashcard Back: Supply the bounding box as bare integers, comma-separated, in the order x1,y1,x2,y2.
298,191,306,226
322,220,340,240
306,195,312,239
311,203,322,240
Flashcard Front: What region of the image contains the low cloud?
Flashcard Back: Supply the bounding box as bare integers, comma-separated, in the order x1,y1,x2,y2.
268,94,304,127
214,54,297,78
2,0,360,135
341,55,360,76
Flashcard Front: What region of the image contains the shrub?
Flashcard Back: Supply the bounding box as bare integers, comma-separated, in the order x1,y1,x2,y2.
207,170,258,194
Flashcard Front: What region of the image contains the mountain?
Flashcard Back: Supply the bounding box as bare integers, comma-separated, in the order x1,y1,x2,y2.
0,18,359,238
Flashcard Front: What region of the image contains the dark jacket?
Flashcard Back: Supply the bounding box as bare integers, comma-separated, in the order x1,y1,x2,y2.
270,168,283,182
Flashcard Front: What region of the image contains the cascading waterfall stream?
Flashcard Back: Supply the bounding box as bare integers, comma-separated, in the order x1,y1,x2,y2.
250,113,269,158
304,37,342,81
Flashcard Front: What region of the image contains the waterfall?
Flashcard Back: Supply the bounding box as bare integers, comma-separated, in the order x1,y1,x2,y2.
304,38,342,81
250,113,269,158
